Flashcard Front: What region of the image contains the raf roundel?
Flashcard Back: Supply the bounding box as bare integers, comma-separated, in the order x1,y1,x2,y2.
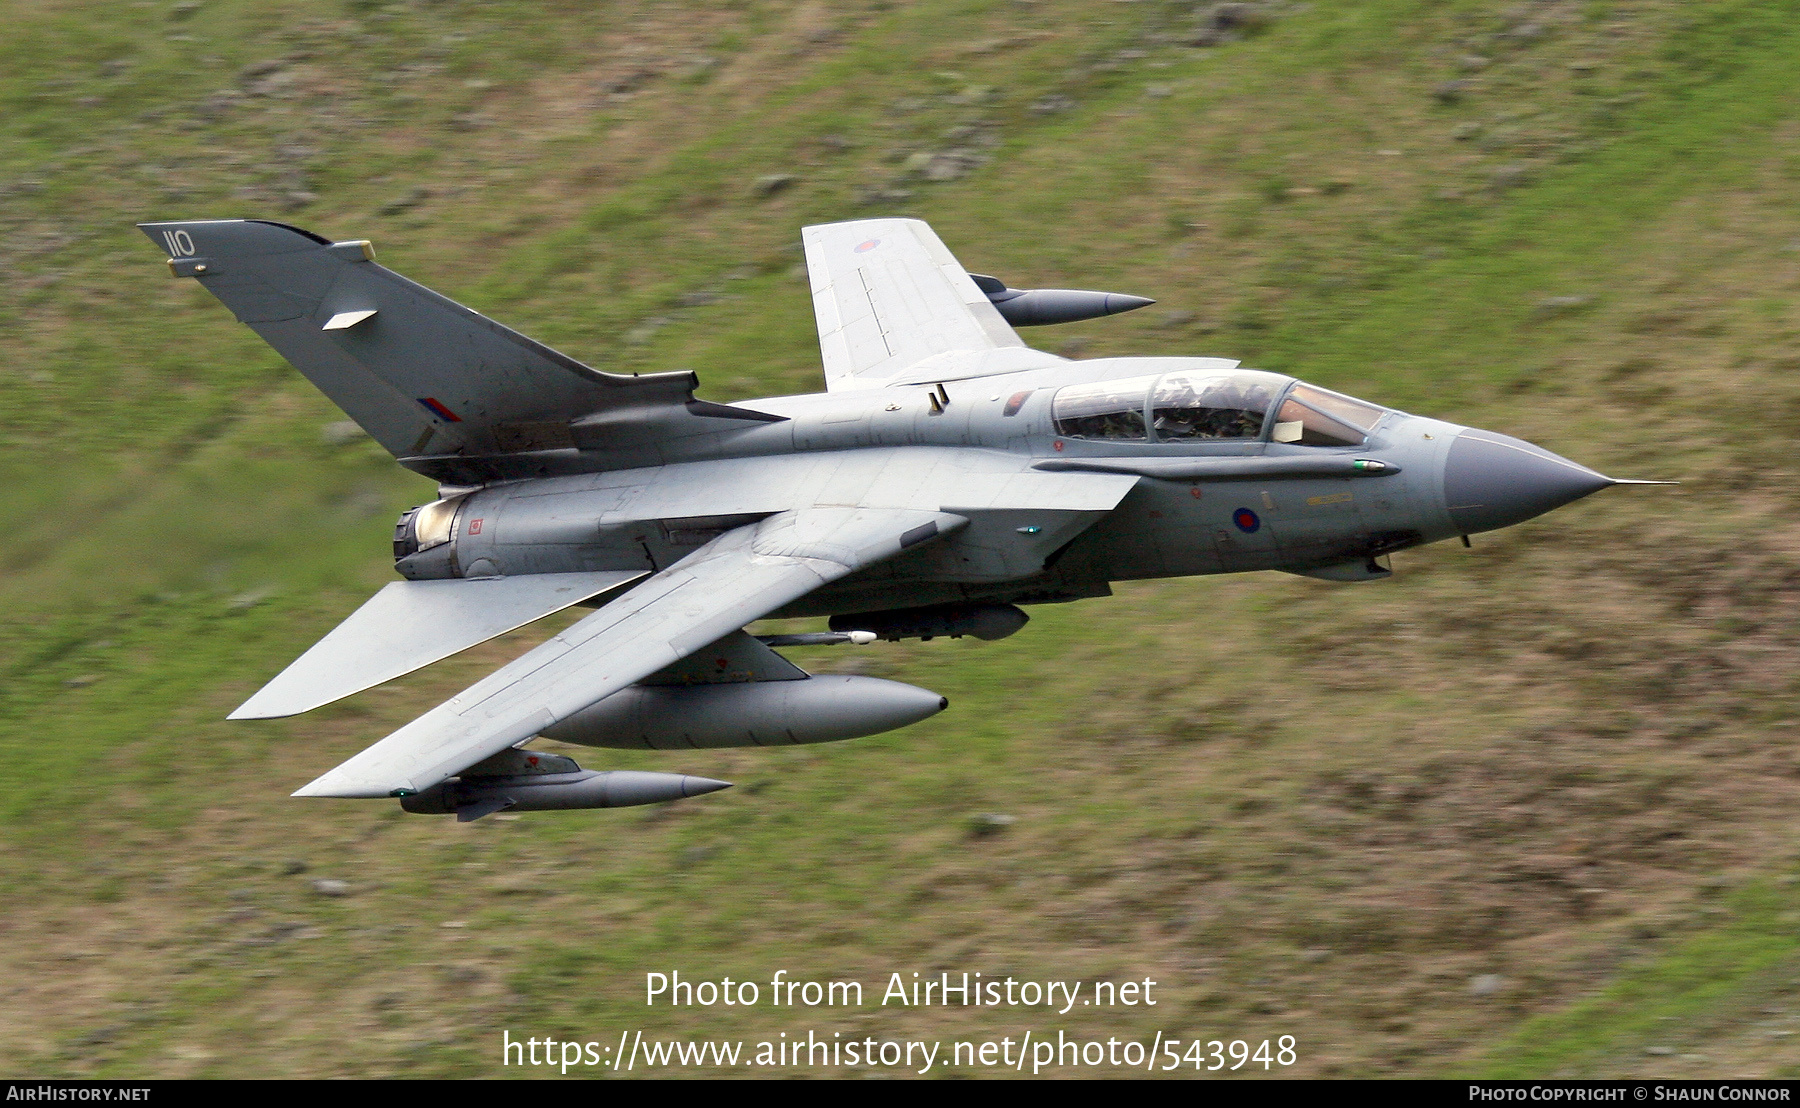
853,239,881,253
1233,508,1261,534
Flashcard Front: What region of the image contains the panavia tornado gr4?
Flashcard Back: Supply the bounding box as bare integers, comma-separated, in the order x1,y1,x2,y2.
140,217,1658,821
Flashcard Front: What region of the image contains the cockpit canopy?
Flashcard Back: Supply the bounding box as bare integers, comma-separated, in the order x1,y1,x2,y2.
1051,370,1385,447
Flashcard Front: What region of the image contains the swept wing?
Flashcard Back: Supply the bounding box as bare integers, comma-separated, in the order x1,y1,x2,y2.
294,507,964,798
229,571,644,720
804,218,1048,391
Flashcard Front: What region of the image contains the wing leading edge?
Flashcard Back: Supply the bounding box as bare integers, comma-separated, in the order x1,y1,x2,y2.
293,508,966,799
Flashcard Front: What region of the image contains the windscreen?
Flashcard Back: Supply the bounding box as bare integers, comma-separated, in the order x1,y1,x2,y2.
1269,384,1386,447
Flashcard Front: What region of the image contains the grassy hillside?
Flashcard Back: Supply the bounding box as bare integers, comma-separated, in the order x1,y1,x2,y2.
5,0,1800,1078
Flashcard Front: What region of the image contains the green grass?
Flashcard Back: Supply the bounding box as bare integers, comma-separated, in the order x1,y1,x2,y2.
1481,879,1800,1077
5,0,1800,1079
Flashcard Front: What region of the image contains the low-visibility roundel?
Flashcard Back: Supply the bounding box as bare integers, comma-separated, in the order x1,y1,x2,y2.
416,396,461,423
1233,508,1261,533
853,239,881,253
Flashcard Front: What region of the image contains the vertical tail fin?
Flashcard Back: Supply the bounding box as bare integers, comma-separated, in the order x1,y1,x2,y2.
139,219,696,460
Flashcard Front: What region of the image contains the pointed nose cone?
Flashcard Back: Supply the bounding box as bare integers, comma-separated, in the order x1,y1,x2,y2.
679,776,734,799
1443,429,1613,535
1103,293,1156,317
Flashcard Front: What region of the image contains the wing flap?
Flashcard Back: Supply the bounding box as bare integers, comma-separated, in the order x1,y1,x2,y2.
230,571,644,720
292,508,966,798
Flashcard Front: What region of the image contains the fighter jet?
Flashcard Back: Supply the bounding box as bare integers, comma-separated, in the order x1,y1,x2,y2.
140,217,1655,821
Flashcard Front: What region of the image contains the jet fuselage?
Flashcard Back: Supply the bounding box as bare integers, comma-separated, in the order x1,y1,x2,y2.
394,354,1609,620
